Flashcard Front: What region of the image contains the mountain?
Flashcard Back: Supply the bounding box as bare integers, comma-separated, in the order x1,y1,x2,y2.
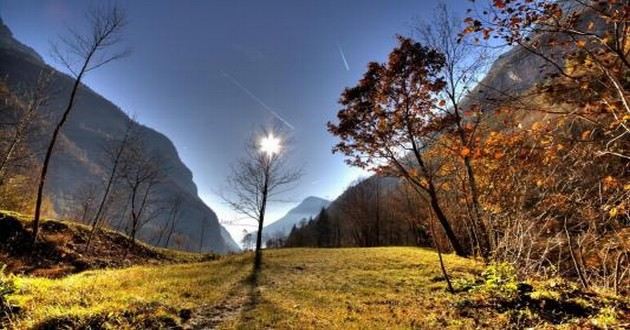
263,197,331,238
0,18,239,253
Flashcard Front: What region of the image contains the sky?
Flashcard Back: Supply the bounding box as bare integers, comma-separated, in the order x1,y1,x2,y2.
1,0,470,243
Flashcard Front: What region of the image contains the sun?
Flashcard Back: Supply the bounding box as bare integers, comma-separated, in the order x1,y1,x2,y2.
260,133,281,156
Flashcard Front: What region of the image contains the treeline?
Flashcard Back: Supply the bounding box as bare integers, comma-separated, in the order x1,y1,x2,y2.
284,177,432,248
286,1,629,294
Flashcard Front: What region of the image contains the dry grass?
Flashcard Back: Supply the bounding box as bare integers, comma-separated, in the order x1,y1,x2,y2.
3,247,627,329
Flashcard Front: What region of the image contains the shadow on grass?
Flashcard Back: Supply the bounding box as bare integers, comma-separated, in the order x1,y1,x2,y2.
229,264,289,329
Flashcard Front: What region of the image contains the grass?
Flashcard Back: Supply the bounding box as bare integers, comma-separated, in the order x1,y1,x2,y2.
6,255,251,329
3,247,628,329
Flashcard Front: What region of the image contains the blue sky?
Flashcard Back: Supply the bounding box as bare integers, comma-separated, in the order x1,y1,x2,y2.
1,0,470,242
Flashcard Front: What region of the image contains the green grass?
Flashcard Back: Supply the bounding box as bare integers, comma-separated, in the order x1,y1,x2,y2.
4,247,627,329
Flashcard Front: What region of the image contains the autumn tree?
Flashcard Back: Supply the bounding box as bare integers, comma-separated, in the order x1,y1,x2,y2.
328,36,469,257
464,0,629,159
32,5,128,247
224,129,302,271
417,2,493,257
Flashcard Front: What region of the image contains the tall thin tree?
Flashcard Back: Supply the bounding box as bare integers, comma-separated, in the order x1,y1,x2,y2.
31,5,128,247
85,117,135,252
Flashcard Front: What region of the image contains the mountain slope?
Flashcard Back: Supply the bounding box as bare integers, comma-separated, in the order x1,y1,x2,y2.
0,18,238,253
263,196,330,238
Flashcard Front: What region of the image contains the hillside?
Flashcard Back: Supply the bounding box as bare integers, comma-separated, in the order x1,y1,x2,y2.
0,211,214,278
0,17,238,253
2,248,627,329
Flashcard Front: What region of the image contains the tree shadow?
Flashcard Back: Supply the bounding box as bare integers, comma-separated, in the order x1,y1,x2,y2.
230,266,287,328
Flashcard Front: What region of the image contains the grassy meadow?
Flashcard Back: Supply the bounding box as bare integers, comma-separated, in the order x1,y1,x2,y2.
3,247,627,329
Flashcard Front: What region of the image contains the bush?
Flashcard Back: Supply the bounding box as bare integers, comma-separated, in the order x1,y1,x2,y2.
479,263,519,300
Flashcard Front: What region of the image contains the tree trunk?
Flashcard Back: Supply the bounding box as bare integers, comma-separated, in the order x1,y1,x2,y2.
463,156,491,259
32,71,85,248
85,125,131,252
254,166,269,271
427,184,468,257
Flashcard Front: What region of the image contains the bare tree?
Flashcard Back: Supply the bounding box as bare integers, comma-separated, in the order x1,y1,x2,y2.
120,138,165,244
241,231,255,251
85,116,135,251
157,196,183,248
224,129,302,271
70,181,100,224
0,71,53,185
198,216,208,252
31,4,128,247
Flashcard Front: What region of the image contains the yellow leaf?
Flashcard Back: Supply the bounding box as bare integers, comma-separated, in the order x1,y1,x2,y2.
609,207,618,217
460,147,471,157
576,39,586,48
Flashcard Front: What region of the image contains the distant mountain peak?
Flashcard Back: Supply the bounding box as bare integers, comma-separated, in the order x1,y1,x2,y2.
262,196,331,238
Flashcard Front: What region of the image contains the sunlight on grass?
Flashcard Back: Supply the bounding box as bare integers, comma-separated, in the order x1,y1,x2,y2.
9,255,251,329
6,247,624,329
225,247,483,329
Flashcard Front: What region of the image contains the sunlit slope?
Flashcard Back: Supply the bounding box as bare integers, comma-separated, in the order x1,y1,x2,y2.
6,248,627,329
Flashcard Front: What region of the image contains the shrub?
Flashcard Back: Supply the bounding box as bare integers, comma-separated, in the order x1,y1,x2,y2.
479,263,519,300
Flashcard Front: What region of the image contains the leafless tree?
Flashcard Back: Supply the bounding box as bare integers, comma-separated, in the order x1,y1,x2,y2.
224,129,302,271
119,138,165,244
156,196,183,248
241,231,255,251
85,116,135,251
198,216,208,252
31,4,128,247
70,181,100,224
0,71,53,185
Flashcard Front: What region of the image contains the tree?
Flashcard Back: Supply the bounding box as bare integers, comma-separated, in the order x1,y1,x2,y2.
198,216,208,252
119,137,165,244
241,232,256,251
224,129,302,271
0,71,52,186
464,0,629,160
85,116,135,251
328,36,469,257
417,2,492,258
316,208,332,247
32,4,128,247
159,196,183,248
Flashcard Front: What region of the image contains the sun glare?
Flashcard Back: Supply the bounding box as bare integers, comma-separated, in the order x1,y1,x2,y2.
260,133,281,156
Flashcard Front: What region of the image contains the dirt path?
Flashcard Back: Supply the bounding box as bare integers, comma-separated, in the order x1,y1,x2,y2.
183,279,259,329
